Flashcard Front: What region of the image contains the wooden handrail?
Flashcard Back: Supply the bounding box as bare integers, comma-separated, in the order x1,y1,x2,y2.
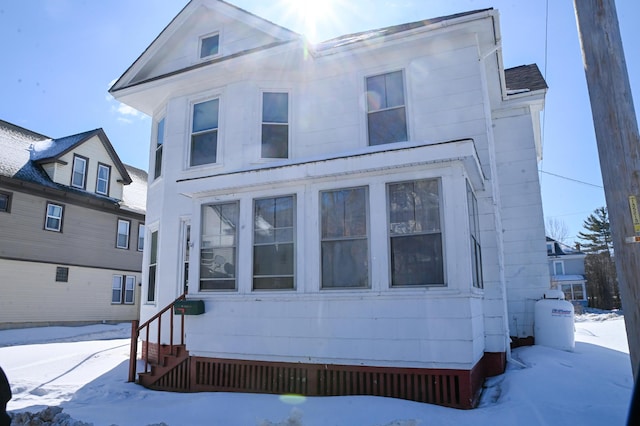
128,293,187,382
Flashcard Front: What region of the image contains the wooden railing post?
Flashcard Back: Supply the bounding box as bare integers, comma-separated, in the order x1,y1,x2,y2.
128,320,140,382
129,293,187,382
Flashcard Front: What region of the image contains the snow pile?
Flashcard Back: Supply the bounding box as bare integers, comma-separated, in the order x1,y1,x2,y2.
10,406,91,426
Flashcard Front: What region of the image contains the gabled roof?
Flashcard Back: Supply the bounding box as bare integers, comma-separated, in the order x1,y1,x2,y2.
30,128,132,185
314,9,493,52
505,64,548,94
110,0,301,94
0,119,133,201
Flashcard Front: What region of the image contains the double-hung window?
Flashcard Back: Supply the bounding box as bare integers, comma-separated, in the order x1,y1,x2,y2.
320,187,369,288
366,70,408,146
71,155,88,189
261,92,289,158
253,196,295,290
112,275,136,304
117,219,130,249
96,163,110,195
147,231,158,303
45,202,64,232
154,118,165,180
388,179,444,286
138,223,145,251
200,202,238,290
467,182,483,289
190,99,219,167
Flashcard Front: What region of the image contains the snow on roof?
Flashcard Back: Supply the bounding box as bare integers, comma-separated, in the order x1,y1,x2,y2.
553,274,586,282
31,129,99,162
121,164,148,214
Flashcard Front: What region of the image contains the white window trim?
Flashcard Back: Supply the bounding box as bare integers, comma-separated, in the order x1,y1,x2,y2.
553,260,565,275
146,227,159,304
319,186,371,290
259,89,292,160
199,201,239,292
386,178,445,288
252,194,296,291
117,219,131,249
154,117,165,180
198,31,221,61
363,68,410,147
187,94,224,170
71,155,88,189
45,202,64,232
112,275,124,304
124,276,136,304
137,223,145,252
96,163,110,195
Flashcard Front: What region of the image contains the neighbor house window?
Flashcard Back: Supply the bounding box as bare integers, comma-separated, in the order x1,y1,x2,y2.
137,223,145,251
200,202,238,290
71,154,88,189
261,92,289,158
561,283,585,301
45,202,64,232
190,99,219,166
112,275,123,303
200,33,219,59
96,163,111,195
553,260,565,275
154,118,165,180
388,179,444,286
253,196,295,290
147,231,158,303
467,182,483,289
112,275,135,304
366,70,407,146
55,266,69,282
0,191,11,213
321,187,369,288
117,219,131,249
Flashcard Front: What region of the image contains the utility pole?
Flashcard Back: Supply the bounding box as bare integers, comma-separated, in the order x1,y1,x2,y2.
574,0,640,382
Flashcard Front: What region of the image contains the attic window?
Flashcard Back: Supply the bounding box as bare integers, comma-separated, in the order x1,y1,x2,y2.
200,33,219,59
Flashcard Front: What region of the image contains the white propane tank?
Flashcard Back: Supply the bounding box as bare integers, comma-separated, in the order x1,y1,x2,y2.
534,290,575,351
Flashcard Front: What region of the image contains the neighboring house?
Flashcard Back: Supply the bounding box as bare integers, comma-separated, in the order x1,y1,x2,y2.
0,120,147,327
110,0,549,408
547,237,588,310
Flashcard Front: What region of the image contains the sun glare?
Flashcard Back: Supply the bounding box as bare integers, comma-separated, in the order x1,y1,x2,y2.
284,0,337,42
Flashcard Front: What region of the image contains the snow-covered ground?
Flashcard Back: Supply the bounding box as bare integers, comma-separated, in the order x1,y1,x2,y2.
0,312,634,426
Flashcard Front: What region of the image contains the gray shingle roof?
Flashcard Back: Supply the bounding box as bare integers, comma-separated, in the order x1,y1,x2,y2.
0,120,143,210
505,64,548,93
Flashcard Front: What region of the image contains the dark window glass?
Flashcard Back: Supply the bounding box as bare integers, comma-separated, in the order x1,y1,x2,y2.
200,34,219,58
366,71,407,146
56,267,69,282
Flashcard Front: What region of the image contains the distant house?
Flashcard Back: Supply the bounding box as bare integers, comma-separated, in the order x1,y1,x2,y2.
547,237,588,310
0,120,147,327
110,0,549,409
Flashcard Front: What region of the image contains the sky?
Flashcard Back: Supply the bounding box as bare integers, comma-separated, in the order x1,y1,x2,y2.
0,0,639,243
1,313,634,425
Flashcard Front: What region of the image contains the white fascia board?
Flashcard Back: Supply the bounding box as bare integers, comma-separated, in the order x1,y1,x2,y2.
178,139,485,198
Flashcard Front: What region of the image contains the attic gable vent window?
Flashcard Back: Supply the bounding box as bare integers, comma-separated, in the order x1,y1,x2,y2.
200,33,220,59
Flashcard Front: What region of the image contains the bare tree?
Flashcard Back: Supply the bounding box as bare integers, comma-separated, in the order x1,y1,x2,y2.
545,217,569,244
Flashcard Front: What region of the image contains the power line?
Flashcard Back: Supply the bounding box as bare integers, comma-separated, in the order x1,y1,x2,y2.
539,169,604,188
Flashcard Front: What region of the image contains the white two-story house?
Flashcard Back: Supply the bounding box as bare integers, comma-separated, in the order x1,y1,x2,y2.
110,0,549,408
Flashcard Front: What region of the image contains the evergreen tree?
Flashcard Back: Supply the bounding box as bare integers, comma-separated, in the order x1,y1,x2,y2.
578,206,619,309
577,206,613,254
